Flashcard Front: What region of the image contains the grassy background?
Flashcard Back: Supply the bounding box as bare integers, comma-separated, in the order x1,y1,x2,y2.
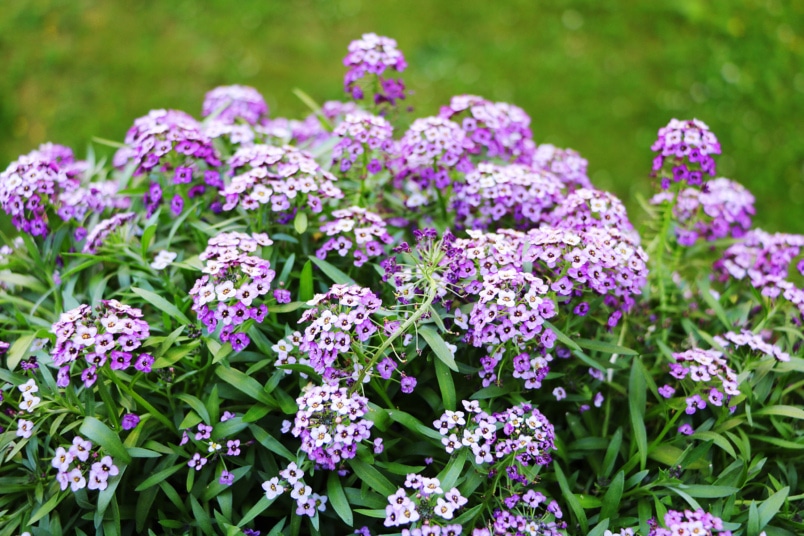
1,0,802,232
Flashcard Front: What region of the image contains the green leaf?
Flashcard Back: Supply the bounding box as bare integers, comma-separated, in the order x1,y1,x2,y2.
215,366,274,406
326,472,353,526
250,425,295,461
308,255,356,285
141,223,157,258
349,458,396,497
469,385,509,400
754,405,804,420
576,338,639,356
433,355,456,411
674,484,740,498
131,287,191,324
543,320,581,352
79,417,132,464
28,490,64,524
5,333,34,370
758,486,789,529
600,471,624,521
299,260,314,302
437,448,467,490
587,520,611,536
386,409,442,440
176,394,211,425
294,211,308,234
629,359,648,470
554,462,588,533
190,495,214,535
419,325,458,371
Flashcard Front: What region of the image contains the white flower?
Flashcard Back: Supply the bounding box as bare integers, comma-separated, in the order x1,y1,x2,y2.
262,477,283,500
16,419,34,439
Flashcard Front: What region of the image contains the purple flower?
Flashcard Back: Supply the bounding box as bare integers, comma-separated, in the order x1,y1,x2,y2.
658,384,676,398
170,194,184,216
273,289,291,304
121,414,140,431
400,375,417,394
678,423,695,436
219,470,235,486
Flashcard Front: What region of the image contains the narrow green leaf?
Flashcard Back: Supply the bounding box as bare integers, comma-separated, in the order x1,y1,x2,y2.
587,520,611,536
299,260,314,302
758,486,789,529
419,325,458,371
327,472,353,526
747,500,760,536
349,458,396,497
754,405,804,420
238,496,273,527
141,223,157,258
131,287,191,324
176,394,211,425
543,320,581,352
294,211,308,234
215,366,274,406
629,359,648,470
600,471,624,521
434,355,456,411
437,448,467,491
576,338,639,356
5,333,34,370
308,255,356,285
190,495,214,535
674,484,740,498
553,462,588,533
601,428,622,478
79,417,132,464
250,425,295,461
386,409,442,440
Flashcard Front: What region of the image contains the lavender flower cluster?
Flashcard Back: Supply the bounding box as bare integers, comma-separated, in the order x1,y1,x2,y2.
51,300,153,388
189,232,275,351
651,178,755,245
52,436,119,492
115,109,222,217
81,212,137,254
714,329,790,362
291,382,373,470
439,95,535,164
435,400,555,468
220,144,343,220
262,462,328,517
716,229,804,315
663,348,740,416
343,33,407,105
316,206,394,267
0,144,125,235
531,144,592,190
451,163,564,230
651,118,721,189
202,84,269,125
383,474,467,531
332,112,394,174
274,284,383,382
648,508,731,536
543,188,634,234
393,116,475,208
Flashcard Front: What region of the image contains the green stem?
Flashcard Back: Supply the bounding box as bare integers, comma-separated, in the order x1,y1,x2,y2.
350,283,439,393
97,370,121,431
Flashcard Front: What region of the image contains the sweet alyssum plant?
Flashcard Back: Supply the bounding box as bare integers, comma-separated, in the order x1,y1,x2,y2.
1,33,802,536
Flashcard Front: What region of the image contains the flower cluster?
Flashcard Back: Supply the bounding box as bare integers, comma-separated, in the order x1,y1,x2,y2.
52,436,119,492
483,499,565,536
648,508,732,536
714,329,790,362
393,116,475,208
116,109,222,217
715,229,804,315
439,95,535,164
651,178,755,245
202,84,269,125
343,33,407,105
331,112,394,174
220,144,343,220
451,163,563,230
651,118,721,189
435,401,555,469
262,462,328,517
0,144,125,236
531,144,592,190
664,348,740,416
16,378,42,414
316,206,394,267
543,188,634,234
291,382,373,470
383,474,467,530
81,212,137,254
51,300,153,388
273,284,383,380
189,232,275,351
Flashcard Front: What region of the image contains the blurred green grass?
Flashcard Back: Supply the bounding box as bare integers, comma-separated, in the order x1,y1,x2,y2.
1,0,802,232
